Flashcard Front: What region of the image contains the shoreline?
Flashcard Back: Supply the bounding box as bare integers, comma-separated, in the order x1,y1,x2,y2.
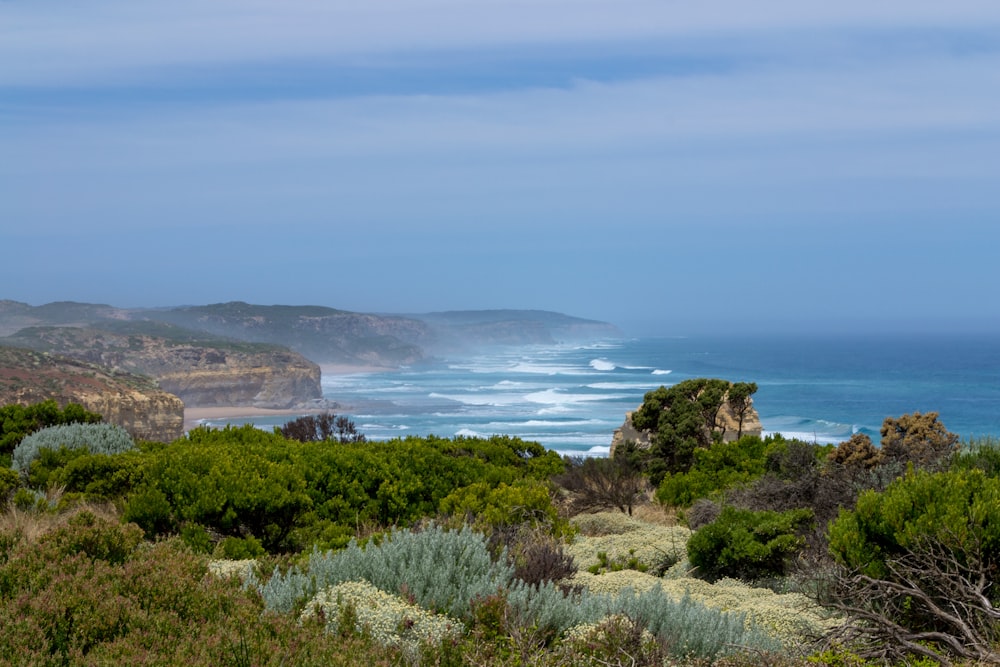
183,406,331,432
183,364,392,431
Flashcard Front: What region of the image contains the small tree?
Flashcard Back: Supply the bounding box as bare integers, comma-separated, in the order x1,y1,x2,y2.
279,411,365,443
555,455,648,516
726,382,758,439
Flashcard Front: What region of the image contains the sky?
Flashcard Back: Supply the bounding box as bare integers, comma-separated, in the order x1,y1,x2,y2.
2,1,999,336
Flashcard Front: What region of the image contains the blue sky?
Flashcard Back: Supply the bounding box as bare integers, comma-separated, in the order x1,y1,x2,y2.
2,1,999,335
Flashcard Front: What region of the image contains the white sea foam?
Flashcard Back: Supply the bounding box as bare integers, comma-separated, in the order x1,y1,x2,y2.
589,358,616,371
651,369,672,375
429,392,524,407
524,389,625,405
552,445,612,457
587,382,663,390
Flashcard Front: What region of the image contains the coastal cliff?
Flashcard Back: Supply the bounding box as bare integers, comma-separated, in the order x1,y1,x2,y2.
610,399,763,457
2,325,322,410
0,346,184,442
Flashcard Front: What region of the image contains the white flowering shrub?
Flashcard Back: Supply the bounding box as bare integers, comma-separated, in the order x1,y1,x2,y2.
12,422,134,473
571,510,648,535
254,523,514,619
571,569,664,596
657,576,836,644
301,581,464,658
206,559,257,581
251,520,789,662
565,520,691,574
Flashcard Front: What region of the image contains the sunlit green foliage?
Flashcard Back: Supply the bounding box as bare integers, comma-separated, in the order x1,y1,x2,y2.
119,425,564,553
828,468,1000,582
656,434,773,508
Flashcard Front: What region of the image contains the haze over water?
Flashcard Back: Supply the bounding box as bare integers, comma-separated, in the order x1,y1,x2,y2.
205,333,1000,456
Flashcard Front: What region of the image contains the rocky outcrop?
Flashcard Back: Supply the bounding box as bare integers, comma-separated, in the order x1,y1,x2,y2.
155,349,321,409
0,346,184,442
610,399,763,457
1,326,322,409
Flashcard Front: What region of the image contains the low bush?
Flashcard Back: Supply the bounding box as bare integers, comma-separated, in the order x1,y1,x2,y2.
0,400,102,462
687,506,813,581
301,580,464,659
12,422,135,476
254,524,515,619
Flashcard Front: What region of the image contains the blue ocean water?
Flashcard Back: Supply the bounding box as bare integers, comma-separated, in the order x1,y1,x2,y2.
203,334,1000,456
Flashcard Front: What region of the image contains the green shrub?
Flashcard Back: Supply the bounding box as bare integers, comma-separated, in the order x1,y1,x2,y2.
12,422,134,475
217,535,266,560
122,485,175,537
828,468,1000,583
0,400,102,459
0,468,18,501
687,506,813,581
950,435,1000,477
438,480,567,535
180,523,214,554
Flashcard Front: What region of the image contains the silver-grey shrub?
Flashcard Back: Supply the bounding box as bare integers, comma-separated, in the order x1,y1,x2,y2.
251,523,787,662
12,422,135,473
613,585,783,660
254,523,515,618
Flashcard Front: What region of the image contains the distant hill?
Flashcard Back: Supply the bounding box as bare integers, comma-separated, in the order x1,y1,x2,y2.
0,300,623,413
413,309,623,350
0,300,623,366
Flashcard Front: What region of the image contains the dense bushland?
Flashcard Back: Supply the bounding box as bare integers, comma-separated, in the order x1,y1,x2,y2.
3,397,1000,665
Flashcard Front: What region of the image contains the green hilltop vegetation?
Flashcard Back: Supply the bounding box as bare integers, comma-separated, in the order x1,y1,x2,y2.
2,380,1000,666
0,299,624,368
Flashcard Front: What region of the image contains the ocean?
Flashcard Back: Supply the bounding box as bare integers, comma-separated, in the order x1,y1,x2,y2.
202,334,1000,456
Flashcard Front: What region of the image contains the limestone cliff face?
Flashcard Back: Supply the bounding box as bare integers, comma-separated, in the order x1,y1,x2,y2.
610,400,763,457
1,327,323,410
0,346,184,442
155,349,321,409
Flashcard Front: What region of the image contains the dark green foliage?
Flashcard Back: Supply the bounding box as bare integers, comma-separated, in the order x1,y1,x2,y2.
279,411,366,443
0,468,17,502
687,506,814,581
727,381,758,439
632,378,742,483
217,535,266,560
0,399,102,461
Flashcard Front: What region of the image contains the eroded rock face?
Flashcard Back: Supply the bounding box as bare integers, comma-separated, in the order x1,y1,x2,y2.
0,346,184,442
610,400,763,457
155,349,321,409
1,328,323,410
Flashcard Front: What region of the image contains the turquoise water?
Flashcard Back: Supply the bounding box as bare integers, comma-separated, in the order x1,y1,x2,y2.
202,334,1000,456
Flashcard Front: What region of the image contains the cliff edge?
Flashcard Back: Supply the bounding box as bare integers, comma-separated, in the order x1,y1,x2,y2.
0,346,184,442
